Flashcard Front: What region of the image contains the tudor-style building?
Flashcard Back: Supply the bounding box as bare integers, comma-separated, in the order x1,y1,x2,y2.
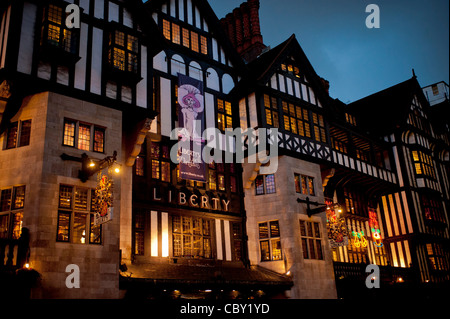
0,0,162,298
1,0,448,300
119,0,292,299
231,28,405,298
349,76,450,285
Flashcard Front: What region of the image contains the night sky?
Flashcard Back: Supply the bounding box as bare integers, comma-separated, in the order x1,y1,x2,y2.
207,0,449,103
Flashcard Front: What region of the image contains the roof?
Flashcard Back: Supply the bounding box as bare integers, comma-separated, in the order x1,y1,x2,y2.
348,76,429,136
234,34,330,104
120,262,293,289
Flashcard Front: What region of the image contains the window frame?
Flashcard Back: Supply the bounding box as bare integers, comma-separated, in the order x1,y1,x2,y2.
172,215,213,259
4,120,32,150
62,119,106,154
161,18,209,56
150,142,171,182
258,220,282,261
56,185,102,245
217,98,233,132
299,220,323,260
0,186,26,240
263,94,280,128
294,173,315,196
39,4,81,64
411,150,436,179
255,174,276,195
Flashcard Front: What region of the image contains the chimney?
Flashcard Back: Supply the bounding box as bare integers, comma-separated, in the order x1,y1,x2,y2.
220,0,267,63
320,77,330,95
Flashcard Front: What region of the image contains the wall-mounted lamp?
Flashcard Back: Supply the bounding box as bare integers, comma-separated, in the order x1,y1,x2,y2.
61,151,120,182
297,197,343,218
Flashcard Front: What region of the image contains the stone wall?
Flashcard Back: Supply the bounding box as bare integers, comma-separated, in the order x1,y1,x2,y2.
0,92,123,298
243,155,337,299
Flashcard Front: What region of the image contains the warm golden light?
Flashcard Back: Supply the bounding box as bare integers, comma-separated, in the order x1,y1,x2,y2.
89,160,96,168
114,167,120,174
25,263,30,269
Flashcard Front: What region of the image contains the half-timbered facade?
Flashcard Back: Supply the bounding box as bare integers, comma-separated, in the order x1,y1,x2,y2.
0,0,448,299
349,77,450,284
119,0,292,299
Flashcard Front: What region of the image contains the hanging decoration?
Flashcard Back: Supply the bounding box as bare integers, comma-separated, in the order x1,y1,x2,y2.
93,168,114,226
369,209,383,247
325,200,349,248
351,230,368,248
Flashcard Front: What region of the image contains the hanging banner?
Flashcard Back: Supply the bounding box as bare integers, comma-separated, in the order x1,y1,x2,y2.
325,201,349,248
177,73,207,182
93,173,114,226
369,209,383,247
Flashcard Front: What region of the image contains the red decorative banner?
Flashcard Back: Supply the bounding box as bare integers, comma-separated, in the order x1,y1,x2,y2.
369,209,383,247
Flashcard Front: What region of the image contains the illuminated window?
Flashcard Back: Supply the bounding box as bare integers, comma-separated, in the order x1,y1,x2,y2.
41,4,79,54
232,222,242,261
63,120,76,147
57,186,101,244
294,174,315,196
162,19,171,40
172,24,180,45
173,215,212,258
426,243,449,271
422,195,446,223
63,119,105,153
182,28,190,48
282,101,311,137
200,36,208,55
259,221,282,261
280,62,301,79
300,220,323,260
411,150,436,179
208,164,217,191
263,94,279,128
191,31,199,52
135,156,145,177
108,30,139,74
133,211,145,255
0,186,25,239
255,174,276,195
345,113,357,126
78,124,91,151
93,128,105,153
331,137,348,154
217,99,232,131
162,19,208,55
5,120,32,150
342,188,368,217
312,112,327,143
150,142,171,182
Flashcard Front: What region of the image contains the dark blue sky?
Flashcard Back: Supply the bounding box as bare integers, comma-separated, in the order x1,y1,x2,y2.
208,0,449,103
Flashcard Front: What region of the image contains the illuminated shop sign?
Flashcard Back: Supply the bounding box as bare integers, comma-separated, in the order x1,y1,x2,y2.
369,209,383,247
150,188,231,212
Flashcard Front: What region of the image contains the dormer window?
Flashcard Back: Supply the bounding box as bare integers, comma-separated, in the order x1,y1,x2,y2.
40,4,80,64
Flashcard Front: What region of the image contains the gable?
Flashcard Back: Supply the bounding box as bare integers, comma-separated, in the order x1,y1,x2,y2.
147,0,244,70
265,53,323,108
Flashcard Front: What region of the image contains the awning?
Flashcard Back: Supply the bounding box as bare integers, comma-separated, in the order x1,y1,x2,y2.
120,262,293,291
